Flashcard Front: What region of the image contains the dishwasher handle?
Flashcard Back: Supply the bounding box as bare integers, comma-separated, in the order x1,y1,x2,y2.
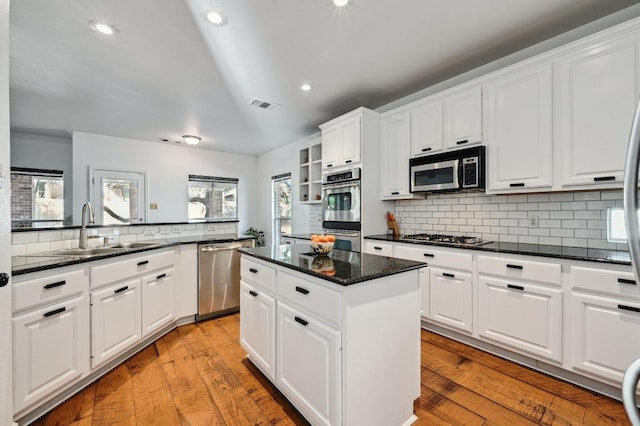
200,243,250,252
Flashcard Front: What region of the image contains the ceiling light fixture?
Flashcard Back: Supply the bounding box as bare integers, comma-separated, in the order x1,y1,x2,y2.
333,0,349,7
89,20,119,36
182,135,201,145
207,11,228,26
300,83,312,92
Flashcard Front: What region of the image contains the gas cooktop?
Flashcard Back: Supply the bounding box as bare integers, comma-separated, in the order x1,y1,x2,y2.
401,233,491,247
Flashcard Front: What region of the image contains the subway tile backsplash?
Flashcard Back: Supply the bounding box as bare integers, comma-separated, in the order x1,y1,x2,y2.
11,222,239,257
394,189,626,251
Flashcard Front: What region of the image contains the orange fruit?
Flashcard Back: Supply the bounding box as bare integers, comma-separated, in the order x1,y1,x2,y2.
326,235,336,242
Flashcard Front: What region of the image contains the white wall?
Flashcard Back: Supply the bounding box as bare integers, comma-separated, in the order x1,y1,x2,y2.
256,133,322,246
72,132,258,231
0,0,12,422
10,132,73,220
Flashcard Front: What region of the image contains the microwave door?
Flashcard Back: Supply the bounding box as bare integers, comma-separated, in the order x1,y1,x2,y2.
412,159,460,192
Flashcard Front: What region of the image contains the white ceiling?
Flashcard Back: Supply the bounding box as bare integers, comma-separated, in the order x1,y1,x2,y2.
9,0,640,155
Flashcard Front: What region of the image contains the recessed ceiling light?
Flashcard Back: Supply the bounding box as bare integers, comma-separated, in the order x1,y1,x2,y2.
207,11,228,26
300,83,312,92
333,0,349,7
182,135,202,145
89,20,119,36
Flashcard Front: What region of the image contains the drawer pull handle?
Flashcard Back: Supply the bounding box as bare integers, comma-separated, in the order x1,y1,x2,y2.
295,286,310,295
345,160,352,164
326,164,333,168
423,253,435,258
156,273,167,280
618,304,640,313
44,280,66,290
137,260,149,266
44,307,66,318
294,316,308,326
114,286,129,294
391,192,400,195
510,183,525,187
507,284,524,291
618,278,637,285
456,140,469,145
442,272,455,278
249,268,258,273
249,290,258,297
506,264,523,270
594,176,615,182
421,148,432,152
374,246,382,250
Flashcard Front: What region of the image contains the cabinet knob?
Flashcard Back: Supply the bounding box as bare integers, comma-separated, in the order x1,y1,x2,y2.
0,273,8,287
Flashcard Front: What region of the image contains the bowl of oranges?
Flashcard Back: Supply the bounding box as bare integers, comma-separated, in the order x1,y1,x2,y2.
310,234,336,254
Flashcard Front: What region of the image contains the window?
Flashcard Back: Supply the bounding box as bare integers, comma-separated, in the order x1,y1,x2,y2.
10,167,64,228
272,173,292,246
90,167,147,225
607,207,640,243
188,175,238,221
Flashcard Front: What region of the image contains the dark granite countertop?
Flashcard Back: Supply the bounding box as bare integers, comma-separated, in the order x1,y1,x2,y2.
282,234,314,240
364,234,631,266
12,234,256,276
238,244,426,286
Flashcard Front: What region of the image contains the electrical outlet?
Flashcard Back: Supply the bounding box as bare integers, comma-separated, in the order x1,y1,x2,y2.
529,215,539,228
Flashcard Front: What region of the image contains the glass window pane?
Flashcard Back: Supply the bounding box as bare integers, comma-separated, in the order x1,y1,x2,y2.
11,168,64,228
102,179,139,225
188,176,238,221
272,176,291,246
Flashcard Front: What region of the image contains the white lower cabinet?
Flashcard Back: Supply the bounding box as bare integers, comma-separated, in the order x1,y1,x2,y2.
478,276,562,362
141,268,175,338
90,278,142,369
570,292,640,384
240,280,276,379
13,294,89,414
429,267,473,333
363,241,394,257
419,267,429,319
277,302,341,426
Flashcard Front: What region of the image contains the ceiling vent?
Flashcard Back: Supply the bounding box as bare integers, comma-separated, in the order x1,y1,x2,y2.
249,98,280,110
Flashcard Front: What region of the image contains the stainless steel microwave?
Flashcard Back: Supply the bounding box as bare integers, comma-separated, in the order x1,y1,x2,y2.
410,146,486,193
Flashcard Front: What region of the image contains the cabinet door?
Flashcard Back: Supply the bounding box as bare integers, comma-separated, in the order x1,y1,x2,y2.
428,267,473,333
485,64,553,192
478,276,562,362
240,281,276,379
556,35,640,187
340,116,361,165
90,278,141,369
420,267,429,319
141,268,175,338
444,86,482,149
277,302,341,426
570,292,640,384
411,99,443,156
380,113,412,199
322,126,340,169
13,295,89,413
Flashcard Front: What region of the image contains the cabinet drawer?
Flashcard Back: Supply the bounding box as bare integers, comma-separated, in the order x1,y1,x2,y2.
13,269,88,313
395,245,472,271
91,249,176,289
571,265,638,296
477,255,561,285
365,241,394,257
277,271,342,326
241,256,276,293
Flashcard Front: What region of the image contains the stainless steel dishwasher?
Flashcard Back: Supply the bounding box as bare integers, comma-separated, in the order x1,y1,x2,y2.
197,240,255,321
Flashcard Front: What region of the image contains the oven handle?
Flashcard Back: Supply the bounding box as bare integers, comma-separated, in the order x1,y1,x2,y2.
322,181,360,190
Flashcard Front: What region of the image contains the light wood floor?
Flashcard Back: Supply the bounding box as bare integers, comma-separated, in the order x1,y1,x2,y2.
31,314,630,425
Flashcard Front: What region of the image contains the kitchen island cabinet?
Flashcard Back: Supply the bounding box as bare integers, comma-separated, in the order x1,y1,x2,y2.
239,245,425,426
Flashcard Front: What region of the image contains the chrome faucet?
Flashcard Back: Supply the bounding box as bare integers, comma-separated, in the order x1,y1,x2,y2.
79,201,95,249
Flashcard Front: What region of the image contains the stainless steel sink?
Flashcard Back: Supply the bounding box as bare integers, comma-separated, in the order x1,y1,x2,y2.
110,242,161,249
48,247,126,256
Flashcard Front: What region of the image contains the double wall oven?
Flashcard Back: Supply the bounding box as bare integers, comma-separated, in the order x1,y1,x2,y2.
322,167,361,252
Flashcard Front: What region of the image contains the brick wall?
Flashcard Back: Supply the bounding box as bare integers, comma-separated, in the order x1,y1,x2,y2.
10,173,33,221
394,189,625,250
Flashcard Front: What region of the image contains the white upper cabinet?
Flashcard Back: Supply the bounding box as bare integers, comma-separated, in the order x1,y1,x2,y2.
485,63,553,192
444,86,482,149
321,113,361,170
410,99,444,156
555,33,640,188
380,112,414,199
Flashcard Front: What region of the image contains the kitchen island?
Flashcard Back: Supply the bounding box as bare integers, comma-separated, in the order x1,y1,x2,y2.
238,244,426,426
